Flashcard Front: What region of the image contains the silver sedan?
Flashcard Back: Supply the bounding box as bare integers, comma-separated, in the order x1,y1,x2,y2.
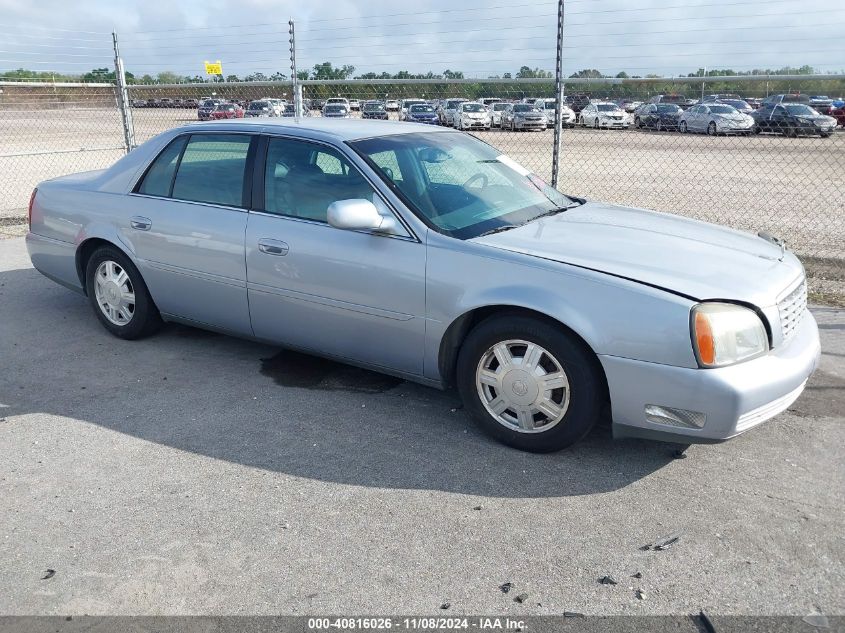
680,103,755,135
26,119,819,452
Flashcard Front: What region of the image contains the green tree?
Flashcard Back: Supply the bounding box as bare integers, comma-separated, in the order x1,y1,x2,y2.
517,66,552,79
156,71,181,84
310,62,355,80
568,69,603,79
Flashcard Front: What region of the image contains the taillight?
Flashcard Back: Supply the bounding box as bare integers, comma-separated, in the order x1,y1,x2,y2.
28,188,37,229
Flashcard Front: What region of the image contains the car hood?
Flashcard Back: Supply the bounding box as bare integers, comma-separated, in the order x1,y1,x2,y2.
472,201,802,306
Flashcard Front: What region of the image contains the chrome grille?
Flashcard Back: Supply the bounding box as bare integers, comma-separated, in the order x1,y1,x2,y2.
778,278,807,342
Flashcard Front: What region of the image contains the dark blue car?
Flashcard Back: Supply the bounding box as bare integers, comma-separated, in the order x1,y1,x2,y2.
406,104,439,125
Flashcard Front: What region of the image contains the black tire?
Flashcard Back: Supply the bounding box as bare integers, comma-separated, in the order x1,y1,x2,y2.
679,121,688,133
708,121,717,136
456,315,604,453
820,132,831,138
634,117,641,129
593,118,599,129
85,245,162,340
656,119,663,132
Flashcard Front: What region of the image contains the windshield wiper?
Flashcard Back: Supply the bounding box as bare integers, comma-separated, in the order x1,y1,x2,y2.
477,224,519,237
529,204,580,221
476,203,581,238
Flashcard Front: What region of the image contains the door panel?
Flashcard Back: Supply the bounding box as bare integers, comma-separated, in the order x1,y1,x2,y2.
121,132,253,335
245,135,426,375
246,214,426,375
121,197,251,334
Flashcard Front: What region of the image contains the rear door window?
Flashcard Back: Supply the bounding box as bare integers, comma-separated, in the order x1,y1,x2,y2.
171,134,252,207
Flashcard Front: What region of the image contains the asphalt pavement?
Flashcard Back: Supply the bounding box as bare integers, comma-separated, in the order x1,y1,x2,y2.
0,236,842,617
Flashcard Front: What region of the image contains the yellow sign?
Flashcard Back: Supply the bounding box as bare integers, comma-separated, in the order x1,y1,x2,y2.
204,61,223,75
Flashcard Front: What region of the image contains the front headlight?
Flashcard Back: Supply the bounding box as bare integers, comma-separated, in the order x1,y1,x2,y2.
691,303,769,367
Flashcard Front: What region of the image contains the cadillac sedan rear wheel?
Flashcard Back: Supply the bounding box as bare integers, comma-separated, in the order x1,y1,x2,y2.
85,246,162,340
457,315,603,452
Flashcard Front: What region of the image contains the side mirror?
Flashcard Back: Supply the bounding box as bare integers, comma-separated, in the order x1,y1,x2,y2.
327,199,401,235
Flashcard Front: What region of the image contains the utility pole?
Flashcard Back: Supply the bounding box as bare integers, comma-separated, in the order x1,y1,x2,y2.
289,19,302,117
551,0,564,189
112,32,135,152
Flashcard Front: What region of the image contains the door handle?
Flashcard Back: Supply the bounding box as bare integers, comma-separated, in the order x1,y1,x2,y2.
130,216,152,231
258,238,289,256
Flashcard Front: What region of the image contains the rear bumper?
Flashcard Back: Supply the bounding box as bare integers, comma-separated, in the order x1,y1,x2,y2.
26,231,84,294
601,311,821,444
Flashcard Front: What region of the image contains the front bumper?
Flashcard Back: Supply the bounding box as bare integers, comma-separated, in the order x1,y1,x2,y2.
514,119,546,129
598,118,629,128
716,122,754,134
461,119,490,129
601,310,821,444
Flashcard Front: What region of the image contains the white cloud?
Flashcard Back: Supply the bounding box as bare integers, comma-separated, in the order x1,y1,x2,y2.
1,0,843,78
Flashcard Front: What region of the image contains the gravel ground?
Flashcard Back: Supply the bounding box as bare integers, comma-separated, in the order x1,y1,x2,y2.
0,236,843,617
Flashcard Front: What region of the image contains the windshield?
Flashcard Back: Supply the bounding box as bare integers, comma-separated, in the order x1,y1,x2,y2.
513,104,537,113
709,105,736,114
446,100,464,108
284,105,295,113
720,100,748,109
660,95,686,103
596,104,620,112
784,104,817,116
350,132,578,240
656,104,682,113
493,103,509,111
364,103,385,111
410,105,435,113
462,103,485,112
249,101,268,109
325,105,346,113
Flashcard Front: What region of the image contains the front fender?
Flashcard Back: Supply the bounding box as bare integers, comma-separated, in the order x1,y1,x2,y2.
424,236,698,382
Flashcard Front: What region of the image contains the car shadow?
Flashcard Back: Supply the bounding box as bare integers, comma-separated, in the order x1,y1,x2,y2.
0,266,679,498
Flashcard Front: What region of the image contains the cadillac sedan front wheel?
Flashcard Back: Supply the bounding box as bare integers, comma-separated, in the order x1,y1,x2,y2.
457,315,604,452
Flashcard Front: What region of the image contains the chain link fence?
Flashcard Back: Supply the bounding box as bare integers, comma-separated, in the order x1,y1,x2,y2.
2,74,844,301
0,80,127,235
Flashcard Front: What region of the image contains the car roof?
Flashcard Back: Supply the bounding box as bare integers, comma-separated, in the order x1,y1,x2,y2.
170,118,456,141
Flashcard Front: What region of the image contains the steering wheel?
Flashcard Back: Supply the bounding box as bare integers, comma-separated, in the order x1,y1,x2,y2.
463,173,489,189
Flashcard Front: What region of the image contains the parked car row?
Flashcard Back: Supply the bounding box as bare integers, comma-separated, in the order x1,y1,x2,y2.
181,91,842,137
131,98,200,109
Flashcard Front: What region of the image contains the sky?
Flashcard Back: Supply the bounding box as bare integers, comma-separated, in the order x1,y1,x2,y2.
1,0,844,79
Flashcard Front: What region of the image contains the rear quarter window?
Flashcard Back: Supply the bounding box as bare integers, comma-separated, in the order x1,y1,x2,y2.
136,136,188,197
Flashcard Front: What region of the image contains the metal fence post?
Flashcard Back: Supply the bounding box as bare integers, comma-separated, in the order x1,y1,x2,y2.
551,0,565,188
289,19,302,117
112,32,135,152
